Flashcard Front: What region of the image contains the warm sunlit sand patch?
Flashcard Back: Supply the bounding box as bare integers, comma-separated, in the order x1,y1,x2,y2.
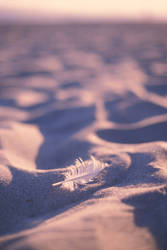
0,87,48,107
0,122,43,169
36,56,63,72
24,76,57,89
151,62,167,76
16,90,48,107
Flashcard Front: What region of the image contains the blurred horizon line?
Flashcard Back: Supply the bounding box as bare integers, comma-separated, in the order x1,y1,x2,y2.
0,7,167,25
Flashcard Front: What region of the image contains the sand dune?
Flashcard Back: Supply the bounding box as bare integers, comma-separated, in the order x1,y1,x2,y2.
0,23,167,250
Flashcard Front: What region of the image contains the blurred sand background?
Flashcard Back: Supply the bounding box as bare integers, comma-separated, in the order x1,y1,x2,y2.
0,1,167,250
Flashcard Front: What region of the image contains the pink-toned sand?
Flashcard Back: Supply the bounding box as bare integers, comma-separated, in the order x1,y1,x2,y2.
0,23,167,250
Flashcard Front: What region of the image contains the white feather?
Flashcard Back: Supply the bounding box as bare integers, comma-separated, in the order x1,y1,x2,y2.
52,156,105,191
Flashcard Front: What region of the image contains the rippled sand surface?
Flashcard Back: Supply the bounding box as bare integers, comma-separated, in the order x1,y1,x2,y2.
0,23,167,250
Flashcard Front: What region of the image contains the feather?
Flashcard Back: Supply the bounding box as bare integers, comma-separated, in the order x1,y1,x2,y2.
52,156,105,191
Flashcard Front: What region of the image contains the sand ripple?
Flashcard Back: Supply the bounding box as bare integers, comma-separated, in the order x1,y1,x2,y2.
0,23,167,250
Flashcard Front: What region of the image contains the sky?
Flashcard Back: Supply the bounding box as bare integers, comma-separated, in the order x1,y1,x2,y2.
0,0,167,22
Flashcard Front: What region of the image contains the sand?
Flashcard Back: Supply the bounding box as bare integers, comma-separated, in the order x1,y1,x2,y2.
0,23,167,250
